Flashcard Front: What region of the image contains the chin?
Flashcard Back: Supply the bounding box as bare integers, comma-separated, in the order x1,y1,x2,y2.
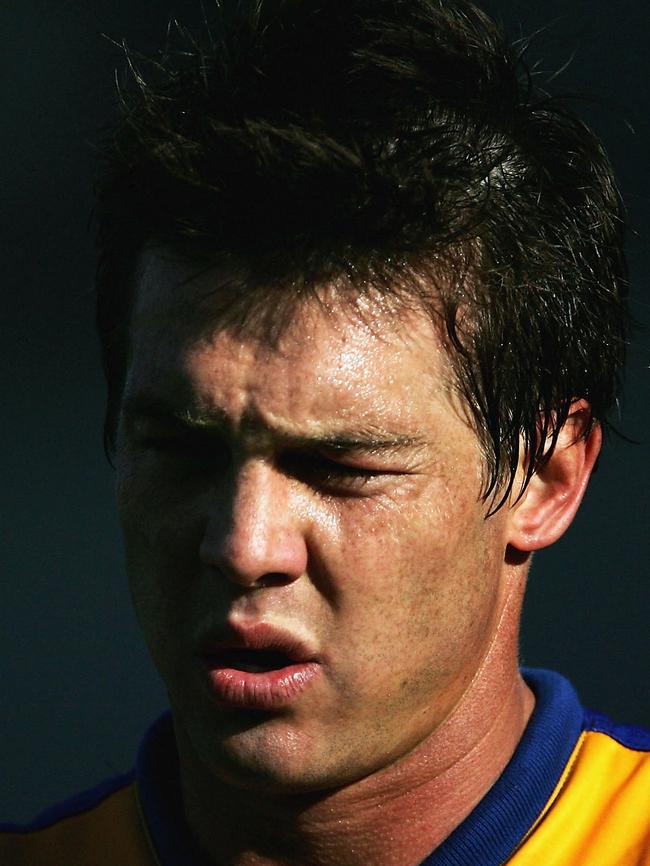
175,702,340,794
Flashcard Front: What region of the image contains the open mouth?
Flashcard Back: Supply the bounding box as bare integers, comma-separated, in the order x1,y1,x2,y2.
205,648,296,674
199,630,322,708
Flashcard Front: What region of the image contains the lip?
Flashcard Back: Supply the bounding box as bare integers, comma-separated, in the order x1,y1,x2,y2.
197,622,322,710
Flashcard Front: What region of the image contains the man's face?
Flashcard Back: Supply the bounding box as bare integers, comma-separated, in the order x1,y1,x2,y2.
117,258,513,792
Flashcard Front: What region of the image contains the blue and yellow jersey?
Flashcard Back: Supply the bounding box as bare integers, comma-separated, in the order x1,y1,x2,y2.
2,669,649,865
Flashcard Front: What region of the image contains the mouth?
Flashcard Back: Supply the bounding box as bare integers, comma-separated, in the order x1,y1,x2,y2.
197,624,322,710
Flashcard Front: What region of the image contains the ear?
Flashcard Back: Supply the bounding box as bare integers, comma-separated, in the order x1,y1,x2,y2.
506,402,602,552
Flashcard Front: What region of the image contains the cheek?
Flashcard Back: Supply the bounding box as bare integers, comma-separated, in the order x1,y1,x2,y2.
116,467,206,650
321,488,503,690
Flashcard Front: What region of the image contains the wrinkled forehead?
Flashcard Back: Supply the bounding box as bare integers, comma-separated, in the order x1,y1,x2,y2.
123,249,478,458
124,250,479,459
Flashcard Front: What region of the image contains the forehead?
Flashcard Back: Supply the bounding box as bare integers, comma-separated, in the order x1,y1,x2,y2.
126,251,463,438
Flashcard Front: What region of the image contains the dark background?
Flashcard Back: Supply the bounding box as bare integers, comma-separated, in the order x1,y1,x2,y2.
1,0,648,822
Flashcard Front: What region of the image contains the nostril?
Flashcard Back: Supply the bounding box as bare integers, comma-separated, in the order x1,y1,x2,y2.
256,572,297,588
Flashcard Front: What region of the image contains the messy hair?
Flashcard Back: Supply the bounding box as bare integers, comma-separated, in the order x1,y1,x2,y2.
94,0,627,509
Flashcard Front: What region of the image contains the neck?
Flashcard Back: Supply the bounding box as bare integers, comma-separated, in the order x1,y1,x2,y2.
178,569,534,866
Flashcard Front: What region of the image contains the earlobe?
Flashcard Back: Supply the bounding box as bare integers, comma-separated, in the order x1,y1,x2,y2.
507,404,602,553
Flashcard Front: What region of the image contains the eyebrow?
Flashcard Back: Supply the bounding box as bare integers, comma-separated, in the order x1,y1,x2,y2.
122,394,228,429
120,394,426,453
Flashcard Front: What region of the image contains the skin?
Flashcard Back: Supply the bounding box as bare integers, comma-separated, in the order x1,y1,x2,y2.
115,253,597,866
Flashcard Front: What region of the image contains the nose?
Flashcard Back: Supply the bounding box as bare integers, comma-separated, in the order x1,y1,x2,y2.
199,459,309,588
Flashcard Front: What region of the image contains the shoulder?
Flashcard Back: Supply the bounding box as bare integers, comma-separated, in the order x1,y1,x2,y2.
0,772,157,866
509,676,650,866
568,709,650,842
571,707,650,810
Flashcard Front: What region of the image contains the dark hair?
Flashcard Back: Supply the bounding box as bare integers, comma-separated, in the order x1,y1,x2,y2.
95,0,627,510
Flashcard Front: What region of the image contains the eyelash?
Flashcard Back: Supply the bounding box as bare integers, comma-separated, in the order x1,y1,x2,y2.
279,452,379,490
139,433,211,453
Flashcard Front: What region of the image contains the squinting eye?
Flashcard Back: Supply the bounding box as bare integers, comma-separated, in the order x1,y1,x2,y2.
136,431,229,468
277,450,379,491
138,432,198,453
